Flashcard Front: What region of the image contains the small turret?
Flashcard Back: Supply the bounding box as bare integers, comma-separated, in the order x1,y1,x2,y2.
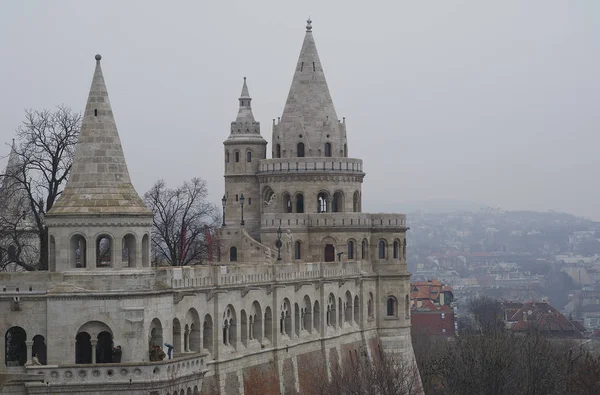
45,55,152,272
223,78,266,239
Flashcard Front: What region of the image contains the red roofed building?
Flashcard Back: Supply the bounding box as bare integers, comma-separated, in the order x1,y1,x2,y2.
503,301,584,338
410,280,455,337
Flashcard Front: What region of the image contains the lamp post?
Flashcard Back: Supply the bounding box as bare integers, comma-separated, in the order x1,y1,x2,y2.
276,225,282,261
239,194,245,226
221,195,227,227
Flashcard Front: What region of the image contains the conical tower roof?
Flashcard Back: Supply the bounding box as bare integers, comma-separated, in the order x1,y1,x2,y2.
0,139,28,215
275,19,345,158
48,54,151,217
281,19,338,124
235,77,256,125
228,77,262,138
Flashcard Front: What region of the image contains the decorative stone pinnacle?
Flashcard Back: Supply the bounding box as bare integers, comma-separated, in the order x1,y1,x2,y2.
306,18,312,32
95,54,102,62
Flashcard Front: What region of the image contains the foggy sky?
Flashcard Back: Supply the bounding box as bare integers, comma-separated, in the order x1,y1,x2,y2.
1,1,599,220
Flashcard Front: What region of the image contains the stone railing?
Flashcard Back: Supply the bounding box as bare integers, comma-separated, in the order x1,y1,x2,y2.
24,352,206,387
158,261,364,290
261,213,407,230
258,157,363,174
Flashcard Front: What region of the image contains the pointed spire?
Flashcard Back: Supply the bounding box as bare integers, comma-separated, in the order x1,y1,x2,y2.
234,77,256,125
277,19,341,156
240,76,250,98
47,54,151,217
5,139,19,174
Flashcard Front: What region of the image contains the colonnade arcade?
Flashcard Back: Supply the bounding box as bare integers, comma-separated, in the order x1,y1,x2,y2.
52,232,151,269
264,187,362,214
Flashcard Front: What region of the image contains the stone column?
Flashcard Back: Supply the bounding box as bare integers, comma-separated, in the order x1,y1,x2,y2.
25,340,34,365
91,339,98,363
135,242,142,268
87,239,96,270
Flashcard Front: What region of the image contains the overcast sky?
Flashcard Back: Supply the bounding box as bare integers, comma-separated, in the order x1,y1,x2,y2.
1,1,599,220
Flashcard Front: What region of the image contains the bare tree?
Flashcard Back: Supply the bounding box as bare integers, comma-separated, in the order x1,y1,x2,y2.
468,295,504,332
144,178,219,266
312,353,420,395
0,106,80,270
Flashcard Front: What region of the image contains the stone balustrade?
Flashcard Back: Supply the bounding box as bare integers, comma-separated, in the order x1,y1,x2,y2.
258,157,363,174
24,352,206,387
261,212,407,230
160,261,364,290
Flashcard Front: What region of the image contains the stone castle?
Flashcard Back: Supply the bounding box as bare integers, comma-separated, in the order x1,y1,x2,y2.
0,20,418,394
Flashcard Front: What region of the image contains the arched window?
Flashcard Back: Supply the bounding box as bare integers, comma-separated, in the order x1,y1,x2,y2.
173,319,182,356
353,296,359,324
229,247,237,262
332,191,343,213
327,294,337,328
32,335,46,365
387,296,397,317
405,295,410,318
186,309,201,352
297,142,305,157
283,193,292,213
393,240,400,259
75,332,92,364
361,239,368,260
345,291,352,323
222,305,236,349
96,331,114,363
275,144,281,158
246,151,252,162
295,241,302,260
251,302,263,342
225,151,230,163
296,194,304,213
347,240,355,260
235,151,240,163
324,142,332,157
403,238,407,260
241,310,248,347
378,240,386,259
96,234,112,267
142,234,150,267
122,234,136,267
264,307,273,343
70,234,86,268
203,314,213,354
344,143,348,157
317,192,328,213
5,326,26,366
353,191,360,212
368,293,374,319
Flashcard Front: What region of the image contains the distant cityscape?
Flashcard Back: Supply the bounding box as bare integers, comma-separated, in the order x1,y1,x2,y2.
406,207,600,336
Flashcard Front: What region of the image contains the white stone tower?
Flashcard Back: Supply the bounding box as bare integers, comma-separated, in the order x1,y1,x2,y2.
45,54,153,272
272,19,348,159
223,77,267,239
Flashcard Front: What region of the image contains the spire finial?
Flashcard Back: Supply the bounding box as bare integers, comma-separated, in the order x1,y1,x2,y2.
306,18,312,32
95,54,102,63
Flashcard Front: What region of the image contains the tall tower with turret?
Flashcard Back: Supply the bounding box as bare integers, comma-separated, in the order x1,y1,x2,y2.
223,78,267,243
